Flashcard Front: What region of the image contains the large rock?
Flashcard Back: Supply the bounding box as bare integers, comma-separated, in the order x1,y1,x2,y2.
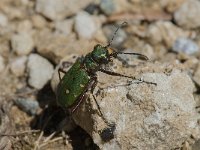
71,63,200,150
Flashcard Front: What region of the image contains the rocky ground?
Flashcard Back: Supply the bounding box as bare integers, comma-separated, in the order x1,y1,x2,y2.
1,0,200,149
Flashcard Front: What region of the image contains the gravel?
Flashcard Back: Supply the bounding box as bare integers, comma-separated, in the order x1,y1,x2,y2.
11,32,34,56
172,37,199,55
174,0,200,29
27,54,54,89
10,56,27,77
74,11,97,39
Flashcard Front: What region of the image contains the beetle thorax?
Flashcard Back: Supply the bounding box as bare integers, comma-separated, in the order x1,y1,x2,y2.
83,54,100,73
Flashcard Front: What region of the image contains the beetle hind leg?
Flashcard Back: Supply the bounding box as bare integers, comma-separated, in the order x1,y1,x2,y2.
90,76,113,126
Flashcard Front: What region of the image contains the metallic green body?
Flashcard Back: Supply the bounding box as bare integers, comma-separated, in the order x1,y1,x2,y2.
57,45,109,109
56,44,147,111
57,58,90,108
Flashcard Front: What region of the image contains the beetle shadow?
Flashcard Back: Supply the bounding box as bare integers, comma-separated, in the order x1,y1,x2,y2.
30,82,98,149
30,82,66,135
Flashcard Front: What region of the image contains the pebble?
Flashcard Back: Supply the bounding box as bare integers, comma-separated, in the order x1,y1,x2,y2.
36,0,67,20
99,0,115,15
35,29,96,64
36,0,92,21
31,14,47,29
14,98,39,116
74,11,97,39
0,55,5,73
174,0,200,29
10,56,27,77
147,21,190,48
84,3,99,14
16,20,33,32
27,54,54,89
0,13,8,27
11,32,34,55
55,19,74,36
172,37,199,55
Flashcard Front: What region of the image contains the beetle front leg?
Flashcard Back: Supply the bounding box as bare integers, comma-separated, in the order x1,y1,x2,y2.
99,68,156,85
58,61,73,81
58,68,67,81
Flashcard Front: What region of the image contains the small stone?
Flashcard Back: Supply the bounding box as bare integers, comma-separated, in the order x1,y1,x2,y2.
0,55,5,73
0,13,8,27
84,3,99,14
172,37,199,55
161,0,186,13
147,21,191,48
174,0,200,29
27,54,54,89
36,0,92,21
17,20,33,32
100,0,115,15
35,0,68,20
11,32,34,55
55,19,73,36
74,11,97,39
10,56,27,77
35,29,96,64
15,98,39,116
31,15,47,29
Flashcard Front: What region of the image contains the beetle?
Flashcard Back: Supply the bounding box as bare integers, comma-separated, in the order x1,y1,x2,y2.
56,22,152,116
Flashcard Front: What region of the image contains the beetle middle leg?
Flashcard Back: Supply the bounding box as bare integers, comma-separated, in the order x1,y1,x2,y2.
58,61,73,81
58,68,67,81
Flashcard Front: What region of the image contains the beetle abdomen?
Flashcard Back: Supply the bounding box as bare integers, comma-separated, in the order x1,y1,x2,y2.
57,59,90,108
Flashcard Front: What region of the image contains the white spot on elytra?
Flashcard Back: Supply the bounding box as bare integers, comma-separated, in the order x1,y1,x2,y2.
66,89,69,94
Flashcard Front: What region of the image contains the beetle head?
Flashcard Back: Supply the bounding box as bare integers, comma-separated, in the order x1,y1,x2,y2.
92,44,110,64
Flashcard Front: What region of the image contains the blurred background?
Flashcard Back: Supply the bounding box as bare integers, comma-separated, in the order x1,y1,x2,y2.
0,0,200,149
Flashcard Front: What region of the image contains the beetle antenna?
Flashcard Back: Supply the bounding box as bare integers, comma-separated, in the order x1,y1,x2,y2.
110,52,149,60
105,22,127,48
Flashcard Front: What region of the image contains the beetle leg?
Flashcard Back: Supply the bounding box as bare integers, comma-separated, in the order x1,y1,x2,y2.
99,68,156,85
62,61,73,68
58,68,67,81
89,76,112,126
99,68,133,78
70,93,87,114
70,76,97,113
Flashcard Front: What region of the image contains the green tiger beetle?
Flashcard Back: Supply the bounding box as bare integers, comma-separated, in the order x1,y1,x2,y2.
56,22,155,129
